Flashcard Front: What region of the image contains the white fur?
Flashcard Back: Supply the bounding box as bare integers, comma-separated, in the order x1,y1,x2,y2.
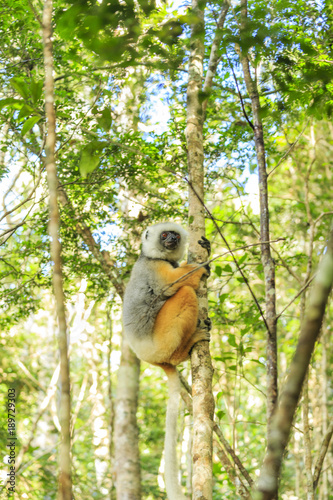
164,368,186,500
141,222,188,262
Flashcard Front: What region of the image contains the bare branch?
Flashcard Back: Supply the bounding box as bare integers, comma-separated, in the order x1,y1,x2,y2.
313,421,333,490
314,211,333,225
267,121,310,177
202,1,229,115
214,423,254,489
276,275,316,320
302,372,314,498
0,167,43,224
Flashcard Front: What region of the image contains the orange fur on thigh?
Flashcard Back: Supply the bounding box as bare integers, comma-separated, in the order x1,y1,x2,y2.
153,286,198,364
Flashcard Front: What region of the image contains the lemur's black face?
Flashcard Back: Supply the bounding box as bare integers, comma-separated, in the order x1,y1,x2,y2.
160,231,181,250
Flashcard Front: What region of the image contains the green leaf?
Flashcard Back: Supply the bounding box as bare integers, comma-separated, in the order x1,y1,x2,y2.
79,152,101,178
79,141,107,178
31,79,44,104
11,78,29,99
214,354,235,362
238,254,247,265
215,265,222,277
18,105,35,121
228,334,237,348
250,358,265,366
219,293,228,303
223,264,232,273
0,98,24,111
97,108,112,131
21,116,41,136
216,410,226,420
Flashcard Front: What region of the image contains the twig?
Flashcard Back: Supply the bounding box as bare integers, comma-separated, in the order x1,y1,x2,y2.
214,423,254,488
276,275,316,320
0,168,43,223
314,212,333,225
313,421,333,490
268,120,310,177
177,370,254,489
226,53,254,130
15,358,46,391
147,238,285,308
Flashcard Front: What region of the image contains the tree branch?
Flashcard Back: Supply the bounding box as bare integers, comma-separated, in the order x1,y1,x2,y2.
313,421,333,490
276,275,316,320
202,1,229,115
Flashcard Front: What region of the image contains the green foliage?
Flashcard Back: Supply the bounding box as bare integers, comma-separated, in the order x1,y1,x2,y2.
0,0,332,497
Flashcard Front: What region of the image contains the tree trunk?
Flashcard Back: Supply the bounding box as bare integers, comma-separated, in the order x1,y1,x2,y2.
114,338,141,500
42,1,72,498
186,1,215,498
238,0,278,441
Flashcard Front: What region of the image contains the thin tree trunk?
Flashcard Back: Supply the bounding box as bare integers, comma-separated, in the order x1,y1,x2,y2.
42,1,72,498
300,143,316,499
107,306,115,499
254,232,333,500
303,372,314,499
186,1,214,498
313,421,333,492
238,0,278,436
316,327,329,498
114,338,141,500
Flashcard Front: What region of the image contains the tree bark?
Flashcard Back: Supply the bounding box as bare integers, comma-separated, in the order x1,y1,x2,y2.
238,0,278,436
254,232,333,500
302,372,314,500
186,1,215,498
299,144,316,499
42,1,72,498
114,338,142,500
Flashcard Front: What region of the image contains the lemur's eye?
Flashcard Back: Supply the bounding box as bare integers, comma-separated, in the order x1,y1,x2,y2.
161,232,168,239
176,234,180,239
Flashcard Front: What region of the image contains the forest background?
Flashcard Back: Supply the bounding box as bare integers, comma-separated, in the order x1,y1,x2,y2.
0,0,333,499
